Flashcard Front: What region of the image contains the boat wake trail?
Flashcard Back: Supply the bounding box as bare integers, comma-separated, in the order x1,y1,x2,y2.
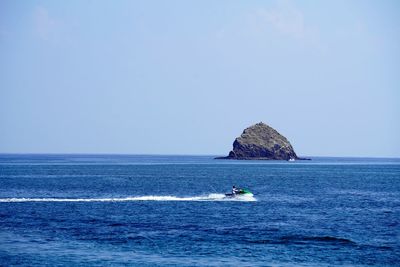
0,194,256,203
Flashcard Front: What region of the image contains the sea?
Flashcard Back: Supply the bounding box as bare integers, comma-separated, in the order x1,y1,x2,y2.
0,154,399,266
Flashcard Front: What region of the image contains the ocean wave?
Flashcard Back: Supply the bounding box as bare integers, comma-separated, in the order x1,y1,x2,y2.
0,194,256,203
249,235,356,246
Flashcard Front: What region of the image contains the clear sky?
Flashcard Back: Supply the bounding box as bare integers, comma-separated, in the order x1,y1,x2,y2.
1,0,399,157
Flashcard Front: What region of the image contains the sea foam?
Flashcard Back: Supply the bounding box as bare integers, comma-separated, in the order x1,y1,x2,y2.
0,194,256,203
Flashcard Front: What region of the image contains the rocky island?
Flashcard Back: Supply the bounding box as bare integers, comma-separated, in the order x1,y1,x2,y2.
216,122,306,160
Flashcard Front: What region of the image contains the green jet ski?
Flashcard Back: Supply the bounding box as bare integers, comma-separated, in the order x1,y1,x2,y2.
225,188,254,198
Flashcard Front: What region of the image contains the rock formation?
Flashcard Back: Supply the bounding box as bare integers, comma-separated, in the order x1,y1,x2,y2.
216,122,300,160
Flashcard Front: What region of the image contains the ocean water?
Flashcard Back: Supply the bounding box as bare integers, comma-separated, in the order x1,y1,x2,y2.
0,155,399,266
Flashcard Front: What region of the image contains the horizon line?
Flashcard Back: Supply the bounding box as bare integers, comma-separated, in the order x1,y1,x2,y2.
0,153,399,159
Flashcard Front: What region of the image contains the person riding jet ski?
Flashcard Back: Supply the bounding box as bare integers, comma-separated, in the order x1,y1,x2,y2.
232,185,241,195
225,186,254,198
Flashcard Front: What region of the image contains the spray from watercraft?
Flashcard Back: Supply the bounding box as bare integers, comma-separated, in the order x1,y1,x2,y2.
0,193,256,203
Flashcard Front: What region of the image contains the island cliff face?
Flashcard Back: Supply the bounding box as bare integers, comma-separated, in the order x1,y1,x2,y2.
217,122,299,160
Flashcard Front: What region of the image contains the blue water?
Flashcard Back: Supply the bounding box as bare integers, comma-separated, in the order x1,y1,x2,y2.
0,155,399,266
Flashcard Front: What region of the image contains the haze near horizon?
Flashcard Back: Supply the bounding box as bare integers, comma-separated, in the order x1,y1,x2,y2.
1,0,399,157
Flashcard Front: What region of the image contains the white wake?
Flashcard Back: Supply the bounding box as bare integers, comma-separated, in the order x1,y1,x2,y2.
0,194,256,203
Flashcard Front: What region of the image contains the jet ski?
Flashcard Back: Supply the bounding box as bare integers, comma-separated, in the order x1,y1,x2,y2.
225,188,254,198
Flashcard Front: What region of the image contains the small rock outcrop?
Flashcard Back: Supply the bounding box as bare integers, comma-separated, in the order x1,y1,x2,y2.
216,122,300,160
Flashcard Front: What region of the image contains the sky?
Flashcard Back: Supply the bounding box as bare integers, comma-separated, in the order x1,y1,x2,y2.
0,0,399,157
